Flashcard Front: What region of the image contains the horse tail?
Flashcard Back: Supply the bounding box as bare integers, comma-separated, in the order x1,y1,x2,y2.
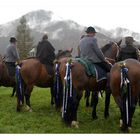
62,60,75,123
53,63,63,109
15,64,24,107
120,66,131,129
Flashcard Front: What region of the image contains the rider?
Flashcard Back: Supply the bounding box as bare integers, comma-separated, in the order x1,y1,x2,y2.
79,26,111,73
77,35,85,57
117,36,139,61
36,34,55,75
5,37,20,77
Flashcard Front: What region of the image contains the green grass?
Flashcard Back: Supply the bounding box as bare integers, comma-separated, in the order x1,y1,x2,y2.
0,86,140,133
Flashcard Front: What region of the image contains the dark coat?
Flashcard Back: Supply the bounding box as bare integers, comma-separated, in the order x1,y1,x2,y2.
117,45,138,61
36,40,55,65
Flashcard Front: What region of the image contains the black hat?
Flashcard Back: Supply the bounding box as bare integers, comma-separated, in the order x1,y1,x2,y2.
85,26,97,33
10,37,17,43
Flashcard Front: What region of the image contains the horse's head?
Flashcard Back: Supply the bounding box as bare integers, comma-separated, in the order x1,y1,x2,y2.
102,40,122,64
55,48,73,60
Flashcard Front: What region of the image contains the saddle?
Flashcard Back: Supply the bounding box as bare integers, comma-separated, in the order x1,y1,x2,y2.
76,58,107,82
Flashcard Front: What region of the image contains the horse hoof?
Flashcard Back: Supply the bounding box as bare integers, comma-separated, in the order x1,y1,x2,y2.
92,115,98,120
21,105,32,112
27,108,33,112
55,108,60,112
85,107,92,112
60,107,63,112
26,105,32,112
16,107,21,112
128,127,132,133
119,119,123,128
71,121,79,128
104,114,109,119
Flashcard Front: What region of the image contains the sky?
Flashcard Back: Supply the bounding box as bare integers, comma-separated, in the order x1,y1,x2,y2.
0,0,140,33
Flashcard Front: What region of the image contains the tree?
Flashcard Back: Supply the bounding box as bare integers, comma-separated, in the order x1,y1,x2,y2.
16,16,34,59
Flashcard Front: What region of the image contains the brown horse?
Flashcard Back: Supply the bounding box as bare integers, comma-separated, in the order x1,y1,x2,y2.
110,59,140,132
57,41,121,127
16,49,72,112
0,55,16,95
85,41,121,107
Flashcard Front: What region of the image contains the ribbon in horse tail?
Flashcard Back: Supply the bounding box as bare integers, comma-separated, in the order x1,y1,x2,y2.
120,63,131,126
62,60,73,118
15,65,23,105
54,63,60,106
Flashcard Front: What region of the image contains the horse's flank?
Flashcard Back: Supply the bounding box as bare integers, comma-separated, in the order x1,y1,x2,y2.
20,58,53,87
110,58,140,131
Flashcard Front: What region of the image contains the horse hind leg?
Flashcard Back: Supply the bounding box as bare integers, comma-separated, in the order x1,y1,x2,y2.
138,94,140,106
127,96,138,132
50,86,55,106
104,87,111,119
120,95,135,133
92,91,98,119
71,89,82,128
90,91,94,107
11,86,16,97
85,89,90,107
24,85,33,112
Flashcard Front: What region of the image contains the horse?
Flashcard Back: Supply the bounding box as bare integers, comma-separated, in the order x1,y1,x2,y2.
84,41,121,107
15,49,72,112
0,55,16,96
110,59,140,132
56,40,122,127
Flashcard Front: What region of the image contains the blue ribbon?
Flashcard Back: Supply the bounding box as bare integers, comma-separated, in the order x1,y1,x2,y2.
15,65,23,104
54,63,60,106
62,62,73,118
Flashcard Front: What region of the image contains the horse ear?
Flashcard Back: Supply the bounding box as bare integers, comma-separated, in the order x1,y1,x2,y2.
117,39,122,46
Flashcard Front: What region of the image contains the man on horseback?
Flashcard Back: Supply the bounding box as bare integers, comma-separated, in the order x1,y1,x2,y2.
4,37,20,77
79,26,111,73
117,36,139,61
36,34,55,75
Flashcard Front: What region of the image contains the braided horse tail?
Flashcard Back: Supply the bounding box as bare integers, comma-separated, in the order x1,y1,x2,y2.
120,64,132,130
62,59,76,123
15,64,24,111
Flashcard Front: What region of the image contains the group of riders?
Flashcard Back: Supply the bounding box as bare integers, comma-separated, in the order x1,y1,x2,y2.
2,26,139,131
4,26,139,84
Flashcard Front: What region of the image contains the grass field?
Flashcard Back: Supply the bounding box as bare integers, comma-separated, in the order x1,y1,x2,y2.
0,86,140,134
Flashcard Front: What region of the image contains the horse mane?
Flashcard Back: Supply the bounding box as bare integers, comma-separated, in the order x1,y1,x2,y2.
55,50,72,59
101,43,112,53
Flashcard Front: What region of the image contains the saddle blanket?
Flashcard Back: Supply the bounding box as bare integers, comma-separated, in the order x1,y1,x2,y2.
76,58,107,82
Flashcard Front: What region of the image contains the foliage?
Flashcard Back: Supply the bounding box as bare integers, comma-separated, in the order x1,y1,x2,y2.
16,16,34,59
0,86,140,133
